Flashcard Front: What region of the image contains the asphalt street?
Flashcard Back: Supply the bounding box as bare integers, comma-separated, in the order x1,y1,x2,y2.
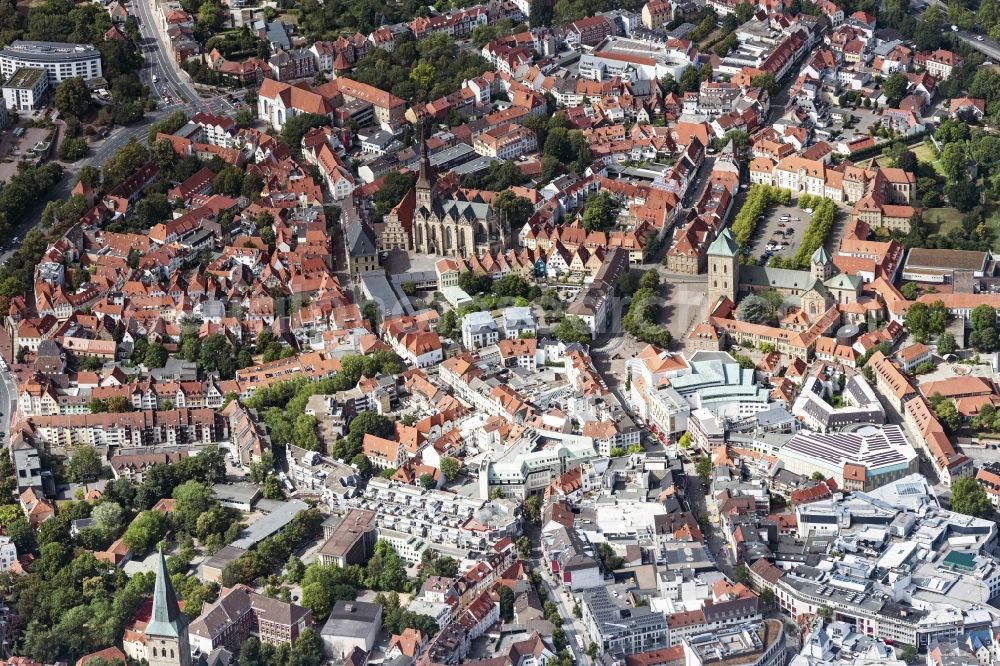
0,356,14,443
533,554,592,665
133,0,203,109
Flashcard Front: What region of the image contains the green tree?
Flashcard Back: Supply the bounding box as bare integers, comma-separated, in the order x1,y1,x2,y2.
410,61,436,89
750,72,779,95
882,73,909,106
67,447,103,482
440,457,460,482
173,481,217,535
732,563,750,584
373,172,417,217
122,509,167,553
290,628,324,666
279,113,326,155
933,397,961,433
970,304,1000,351
530,0,553,26
695,456,712,482
91,501,126,536
102,137,150,188
937,331,956,356
285,554,306,583
262,475,285,500
248,450,275,484
58,137,89,162
517,535,532,558
0,503,33,552
581,190,619,232
54,77,92,119
105,396,133,413
518,495,539,526
553,316,591,344
950,475,993,517
143,343,168,368
498,585,515,621
196,1,222,30
905,301,931,342
736,293,778,326
493,191,535,232
213,165,245,196
939,142,968,182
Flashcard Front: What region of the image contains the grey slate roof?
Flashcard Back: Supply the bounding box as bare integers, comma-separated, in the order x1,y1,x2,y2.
346,219,377,258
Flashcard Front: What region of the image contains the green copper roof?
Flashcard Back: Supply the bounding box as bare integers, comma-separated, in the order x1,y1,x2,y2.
811,245,832,265
708,227,738,257
146,547,186,638
824,272,862,291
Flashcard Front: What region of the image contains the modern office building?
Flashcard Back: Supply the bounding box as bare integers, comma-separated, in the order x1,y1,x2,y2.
1,67,49,111
0,41,102,84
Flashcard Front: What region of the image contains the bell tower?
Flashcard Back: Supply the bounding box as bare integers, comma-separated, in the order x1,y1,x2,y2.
707,227,739,307
145,547,190,666
811,246,834,282
415,123,434,212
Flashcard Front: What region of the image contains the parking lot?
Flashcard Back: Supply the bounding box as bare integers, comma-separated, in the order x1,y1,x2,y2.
814,106,882,145
746,202,808,265
0,125,52,182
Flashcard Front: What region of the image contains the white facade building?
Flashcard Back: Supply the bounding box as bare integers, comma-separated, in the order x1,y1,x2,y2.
0,41,102,84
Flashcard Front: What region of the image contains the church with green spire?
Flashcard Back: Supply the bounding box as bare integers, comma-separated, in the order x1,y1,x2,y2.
707,227,862,317
145,547,191,666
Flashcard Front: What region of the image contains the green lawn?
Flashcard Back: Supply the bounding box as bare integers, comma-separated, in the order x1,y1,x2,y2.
912,141,945,176
924,207,964,237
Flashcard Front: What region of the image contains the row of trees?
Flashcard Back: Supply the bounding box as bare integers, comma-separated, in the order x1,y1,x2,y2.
730,185,791,248
789,197,837,268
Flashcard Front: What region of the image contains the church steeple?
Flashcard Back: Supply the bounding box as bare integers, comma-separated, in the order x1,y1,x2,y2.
145,546,190,666
417,125,431,190
415,123,434,212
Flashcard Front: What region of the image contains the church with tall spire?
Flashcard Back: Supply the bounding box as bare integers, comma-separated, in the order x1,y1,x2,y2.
408,131,505,258
144,547,191,666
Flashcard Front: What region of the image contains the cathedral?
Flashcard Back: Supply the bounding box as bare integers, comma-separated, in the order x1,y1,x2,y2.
409,140,506,258
707,227,863,317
